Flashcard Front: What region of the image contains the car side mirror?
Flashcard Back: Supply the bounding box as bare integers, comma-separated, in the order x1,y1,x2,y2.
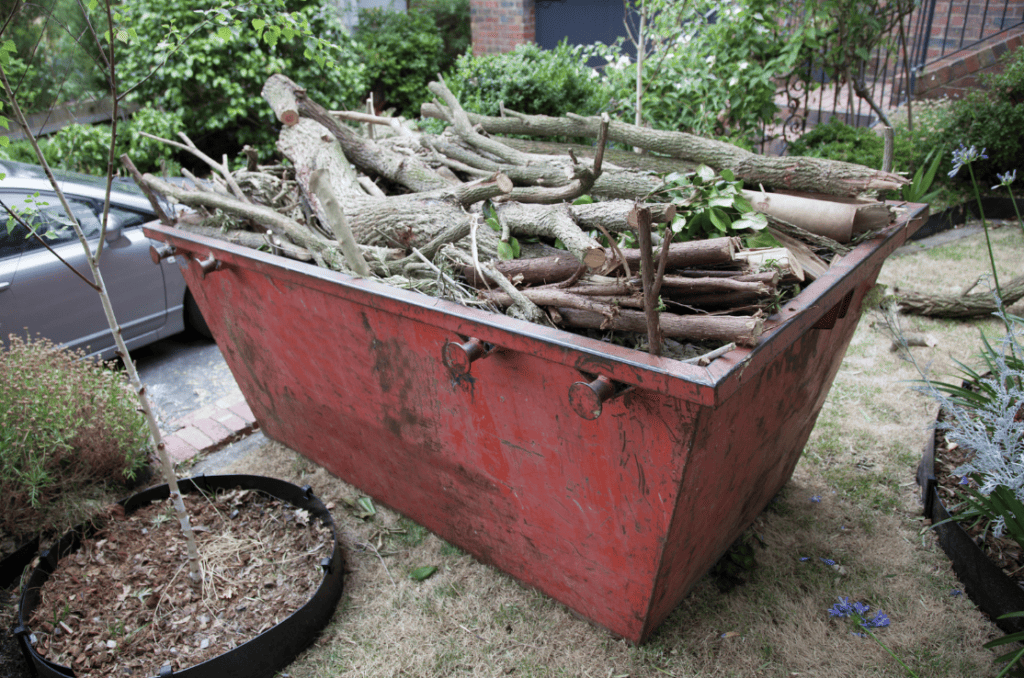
103,214,126,243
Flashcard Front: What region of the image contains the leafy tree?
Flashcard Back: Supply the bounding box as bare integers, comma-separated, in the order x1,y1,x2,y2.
408,0,470,75
0,0,106,113
354,8,444,118
446,41,609,119
115,0,367,156
590,0,803,143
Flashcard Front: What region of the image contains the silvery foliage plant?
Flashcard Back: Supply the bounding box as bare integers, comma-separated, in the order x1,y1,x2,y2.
927,308,1024,540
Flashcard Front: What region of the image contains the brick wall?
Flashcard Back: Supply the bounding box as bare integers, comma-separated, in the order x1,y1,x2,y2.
920,0,1024,60
916,31,1024,97
470,0,536,55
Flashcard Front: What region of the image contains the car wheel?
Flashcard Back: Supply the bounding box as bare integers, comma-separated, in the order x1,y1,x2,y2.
185,290,213,339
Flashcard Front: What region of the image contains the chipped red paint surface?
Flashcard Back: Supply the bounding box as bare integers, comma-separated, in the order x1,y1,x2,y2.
145,203,926,643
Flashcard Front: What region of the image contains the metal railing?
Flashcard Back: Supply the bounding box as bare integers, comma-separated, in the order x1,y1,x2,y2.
760,0,1024,153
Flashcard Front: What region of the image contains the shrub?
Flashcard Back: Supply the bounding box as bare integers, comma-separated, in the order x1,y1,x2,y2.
446,41,609,119
354,8,445,118
408,0,470,76
43,122,114,175
0,335,149,536
37,106,185,175
115,0,367,158
590,0,800,142
785,118,915,170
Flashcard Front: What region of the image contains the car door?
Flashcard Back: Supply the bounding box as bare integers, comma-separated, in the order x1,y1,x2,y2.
0,192,168,358
0,211,27,335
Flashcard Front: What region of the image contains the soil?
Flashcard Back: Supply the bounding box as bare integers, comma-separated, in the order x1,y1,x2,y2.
932,419,1024,584
8,486,331,678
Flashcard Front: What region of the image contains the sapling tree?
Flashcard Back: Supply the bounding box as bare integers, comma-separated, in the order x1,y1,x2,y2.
0,0,206,582
0,0,345,586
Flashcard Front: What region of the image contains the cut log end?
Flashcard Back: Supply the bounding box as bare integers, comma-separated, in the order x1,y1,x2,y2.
582,247,607,270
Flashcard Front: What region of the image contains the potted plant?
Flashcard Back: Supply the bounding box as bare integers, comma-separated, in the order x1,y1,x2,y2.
913,147,1024,676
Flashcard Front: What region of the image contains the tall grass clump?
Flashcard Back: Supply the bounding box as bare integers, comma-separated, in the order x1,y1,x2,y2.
0,335,149,537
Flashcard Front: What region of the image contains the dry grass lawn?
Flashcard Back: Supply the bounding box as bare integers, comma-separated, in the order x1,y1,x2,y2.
196,220,1024,678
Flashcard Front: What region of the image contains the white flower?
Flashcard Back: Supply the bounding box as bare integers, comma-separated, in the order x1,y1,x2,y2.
706,55,716,66
738,60,749,71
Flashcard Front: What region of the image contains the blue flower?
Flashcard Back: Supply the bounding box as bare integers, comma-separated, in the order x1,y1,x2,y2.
951,589,963,597
829,596,854,617
863,611,891,628
810,495,821,503
959,476,970,486
821,557,836,566
948,144,989,177
800,556,810,561
828,596,891,630
993,169,1017,190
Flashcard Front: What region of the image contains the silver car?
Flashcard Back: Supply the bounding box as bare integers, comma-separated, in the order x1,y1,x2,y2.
0,161,209,360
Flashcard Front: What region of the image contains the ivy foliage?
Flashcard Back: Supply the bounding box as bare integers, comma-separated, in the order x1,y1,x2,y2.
114,0,367,153
354,8,444,118
445,41,609,119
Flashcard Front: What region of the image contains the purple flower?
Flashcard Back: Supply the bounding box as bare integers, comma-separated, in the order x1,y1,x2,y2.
829,597,854,617
828,596,891,630
800,556,810,561
863,611,891,628
993,169,1017,189
948,144,988,177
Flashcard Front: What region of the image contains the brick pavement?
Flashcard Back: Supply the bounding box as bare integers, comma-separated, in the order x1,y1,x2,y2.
161,389,258,463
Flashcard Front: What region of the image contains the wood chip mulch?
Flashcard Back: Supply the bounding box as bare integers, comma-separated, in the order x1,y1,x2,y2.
23,487,331,678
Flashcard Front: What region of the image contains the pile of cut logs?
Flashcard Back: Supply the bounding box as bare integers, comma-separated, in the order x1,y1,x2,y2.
129,74,909,358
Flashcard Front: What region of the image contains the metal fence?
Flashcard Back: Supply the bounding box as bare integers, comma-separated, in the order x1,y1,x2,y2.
761,0,1024,153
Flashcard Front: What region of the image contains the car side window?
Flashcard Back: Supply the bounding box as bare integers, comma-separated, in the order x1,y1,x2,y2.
106,205,147,230
0,193,101,255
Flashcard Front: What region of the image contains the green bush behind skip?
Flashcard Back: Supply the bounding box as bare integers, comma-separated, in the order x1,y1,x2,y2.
0,335,149,537
445,41,609,119
115,0,367,154
354,8,445,118
22,106,187,175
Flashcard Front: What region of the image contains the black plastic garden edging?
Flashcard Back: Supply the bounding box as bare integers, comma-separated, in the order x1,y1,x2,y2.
911,197,1019,241
14,474,345,678
916,421,1024,635
0,535,40,591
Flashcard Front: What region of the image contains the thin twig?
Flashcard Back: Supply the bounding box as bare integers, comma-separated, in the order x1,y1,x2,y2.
682,342,737,366
139,131,250,203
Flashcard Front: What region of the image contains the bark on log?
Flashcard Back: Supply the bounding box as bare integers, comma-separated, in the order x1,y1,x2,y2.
495,202,606,268
498,137,698,175
462,237,738,287
894,274,1024,317
481,288,764,345
555,307,764,346
419,103,908,197
264,74,451,194
141,174,343,267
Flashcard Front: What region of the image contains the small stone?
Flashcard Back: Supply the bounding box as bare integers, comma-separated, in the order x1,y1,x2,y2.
200,638,210,650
